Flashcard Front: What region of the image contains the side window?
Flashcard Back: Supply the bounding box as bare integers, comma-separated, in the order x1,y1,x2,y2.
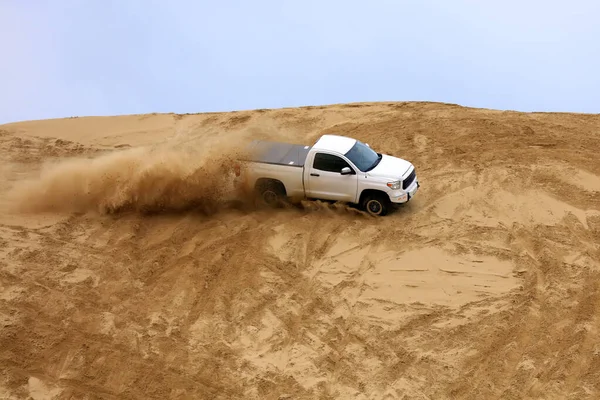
313,153,350,172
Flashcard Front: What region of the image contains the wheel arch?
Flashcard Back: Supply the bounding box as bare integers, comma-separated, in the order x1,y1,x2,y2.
255,178,288,196
358,188,389,205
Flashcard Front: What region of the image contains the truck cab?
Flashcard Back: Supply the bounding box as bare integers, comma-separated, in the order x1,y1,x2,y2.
303,135,419,215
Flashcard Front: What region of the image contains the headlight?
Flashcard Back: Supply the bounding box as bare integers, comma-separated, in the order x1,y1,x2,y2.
386,181,401,190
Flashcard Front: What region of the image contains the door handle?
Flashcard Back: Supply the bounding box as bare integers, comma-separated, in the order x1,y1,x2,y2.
310,173,320,177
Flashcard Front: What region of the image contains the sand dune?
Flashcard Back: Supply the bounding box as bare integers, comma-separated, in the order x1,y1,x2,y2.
1,102,600,399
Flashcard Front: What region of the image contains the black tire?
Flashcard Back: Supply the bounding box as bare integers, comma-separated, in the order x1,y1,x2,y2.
361,192,390,216
256,180,286,208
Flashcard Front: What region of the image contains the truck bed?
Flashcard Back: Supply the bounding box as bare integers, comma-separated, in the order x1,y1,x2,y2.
245,140,311,168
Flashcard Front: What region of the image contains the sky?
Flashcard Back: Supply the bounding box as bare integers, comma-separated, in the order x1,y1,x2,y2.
1,0,599,123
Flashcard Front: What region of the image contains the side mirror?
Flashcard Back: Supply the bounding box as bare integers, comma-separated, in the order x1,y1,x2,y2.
341,167,352,175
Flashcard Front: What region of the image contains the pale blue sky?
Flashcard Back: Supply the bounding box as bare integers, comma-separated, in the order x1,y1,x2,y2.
1,1,599,124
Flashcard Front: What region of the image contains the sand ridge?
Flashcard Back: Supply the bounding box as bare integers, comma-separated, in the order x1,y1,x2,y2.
1,102,600,399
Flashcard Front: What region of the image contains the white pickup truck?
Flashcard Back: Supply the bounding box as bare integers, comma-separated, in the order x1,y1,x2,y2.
237,134,419,216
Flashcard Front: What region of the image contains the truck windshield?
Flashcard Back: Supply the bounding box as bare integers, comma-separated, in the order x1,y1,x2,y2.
344,141,381,172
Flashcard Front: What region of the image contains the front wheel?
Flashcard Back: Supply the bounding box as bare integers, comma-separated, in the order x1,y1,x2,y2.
362,193,390,216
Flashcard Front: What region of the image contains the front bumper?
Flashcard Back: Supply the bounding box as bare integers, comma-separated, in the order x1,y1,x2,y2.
389,179,420,204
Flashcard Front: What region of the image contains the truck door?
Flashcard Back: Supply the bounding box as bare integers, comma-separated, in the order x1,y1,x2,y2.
306,152,358,202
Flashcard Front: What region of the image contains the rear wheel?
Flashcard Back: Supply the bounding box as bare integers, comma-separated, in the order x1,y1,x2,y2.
362,193,390,216
256,180,286,208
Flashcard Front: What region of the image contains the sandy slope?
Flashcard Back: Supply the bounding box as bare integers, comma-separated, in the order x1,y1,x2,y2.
1,101,600,399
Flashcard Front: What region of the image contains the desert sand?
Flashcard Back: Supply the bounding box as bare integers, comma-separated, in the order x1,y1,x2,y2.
1,101,599,399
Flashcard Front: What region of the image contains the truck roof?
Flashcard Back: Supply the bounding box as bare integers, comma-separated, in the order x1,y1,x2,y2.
312,134,357,154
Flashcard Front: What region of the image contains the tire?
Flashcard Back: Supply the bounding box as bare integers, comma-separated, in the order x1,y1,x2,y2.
362,193,390,216
256,180,286,208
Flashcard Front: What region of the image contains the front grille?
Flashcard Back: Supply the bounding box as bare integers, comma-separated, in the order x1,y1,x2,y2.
402,168,416,189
